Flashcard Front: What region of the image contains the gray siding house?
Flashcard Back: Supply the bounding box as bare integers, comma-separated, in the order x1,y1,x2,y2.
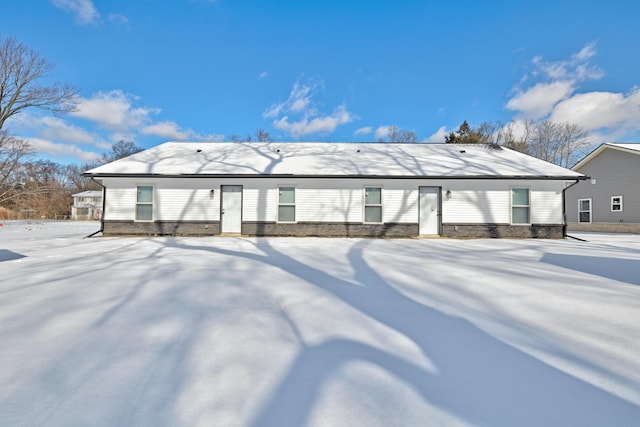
85,142,585,238
566,143,640,233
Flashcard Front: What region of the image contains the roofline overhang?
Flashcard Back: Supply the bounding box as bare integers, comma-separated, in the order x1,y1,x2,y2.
84,173,587,181
572,143,640,170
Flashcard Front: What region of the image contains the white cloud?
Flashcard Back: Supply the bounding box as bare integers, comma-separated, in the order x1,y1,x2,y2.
264,79,355,138
550,88,640,134
506,81,575,119
72,90,159,134
353,126,372,136
507,42,603,120
258,71,268,80
52,0,99,25
141,122,190,140
273,105,354,138
38,117,100,145
504,42,640,141
141,121,223,141
264,80,320,119
26,138,101,162
424,126,448,142
374,126,391,140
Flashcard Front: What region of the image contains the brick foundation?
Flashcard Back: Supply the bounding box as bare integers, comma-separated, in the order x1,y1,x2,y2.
441,223,564,238
101,220,565,238
242,221,418,237
103,220,220,236
567,222,640,234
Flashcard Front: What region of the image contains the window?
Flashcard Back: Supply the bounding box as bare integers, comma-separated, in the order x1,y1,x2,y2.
364,187,382,223
77,207,89,216
578,198,591,223
511,188,530,224
611,196,623,212
136,186,153,221
278,187,295,222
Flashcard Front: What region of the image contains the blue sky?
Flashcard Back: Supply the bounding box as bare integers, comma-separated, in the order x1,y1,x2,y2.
2,0,640,164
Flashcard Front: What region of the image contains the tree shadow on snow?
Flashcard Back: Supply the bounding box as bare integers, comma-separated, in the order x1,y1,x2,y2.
161,238,640,427
0,249,25,262
541,253,640,285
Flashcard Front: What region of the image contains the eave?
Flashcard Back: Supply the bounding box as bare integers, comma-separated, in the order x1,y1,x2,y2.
84,172,587,181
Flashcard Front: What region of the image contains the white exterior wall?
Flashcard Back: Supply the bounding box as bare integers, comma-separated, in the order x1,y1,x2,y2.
241,179,419,223
101,177,567,225
439,179,565,224
102,178,220,221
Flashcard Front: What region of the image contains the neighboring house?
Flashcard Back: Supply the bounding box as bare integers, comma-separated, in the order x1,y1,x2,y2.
566,143,640,233
71,190,103,220
84,142,585,238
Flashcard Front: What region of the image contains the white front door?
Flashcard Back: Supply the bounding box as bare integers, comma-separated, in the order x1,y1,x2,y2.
419,187,440,235
221,185,242,233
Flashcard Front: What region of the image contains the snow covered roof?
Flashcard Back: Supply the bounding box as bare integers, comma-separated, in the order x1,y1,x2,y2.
86,142,585,179
572,142,640,171
72,190,102,197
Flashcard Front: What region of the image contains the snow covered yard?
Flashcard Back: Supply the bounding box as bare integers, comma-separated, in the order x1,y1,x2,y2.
1,221,639,427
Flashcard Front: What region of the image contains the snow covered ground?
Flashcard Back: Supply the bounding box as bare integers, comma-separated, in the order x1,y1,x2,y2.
1,221,639,427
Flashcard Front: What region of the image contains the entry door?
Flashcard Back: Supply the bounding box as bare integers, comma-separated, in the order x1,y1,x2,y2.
221,185,242,233
419,187,440,235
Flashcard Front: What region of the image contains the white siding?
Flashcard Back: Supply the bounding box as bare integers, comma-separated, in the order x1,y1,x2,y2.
382,184,419,223
440,180,509,224
297,187,362,222
530,182,565,224
242,185,276,222
439,180,565,224
102,177,567,225
102,178,220,221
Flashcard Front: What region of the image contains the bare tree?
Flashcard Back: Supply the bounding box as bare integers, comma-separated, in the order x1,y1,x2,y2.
0,36,77,129
499,120,534,154
556,122,589,168
379,126,418,143
229,128,273,142
0,131,34,204
527,120,589,168
254,128,273,142
443,119,588,167
65,162,101,193
100,140,143,163
0,36,77,212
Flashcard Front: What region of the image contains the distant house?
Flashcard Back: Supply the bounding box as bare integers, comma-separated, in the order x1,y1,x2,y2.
566,143,640,233
71,190,103,220
84,142,585,238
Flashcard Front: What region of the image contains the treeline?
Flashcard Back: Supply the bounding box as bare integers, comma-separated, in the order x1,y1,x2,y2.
0,139,141,220
444,120,590,168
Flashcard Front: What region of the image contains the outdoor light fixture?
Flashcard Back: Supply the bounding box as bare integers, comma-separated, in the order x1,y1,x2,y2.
209,189,215,200
446,190,452,200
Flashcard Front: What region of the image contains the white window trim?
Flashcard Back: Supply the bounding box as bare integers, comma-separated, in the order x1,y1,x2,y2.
363,186,383,224
135,184,155,222
510,187,531,225
578,198,592,223
611,195,623,212
277,185,296,223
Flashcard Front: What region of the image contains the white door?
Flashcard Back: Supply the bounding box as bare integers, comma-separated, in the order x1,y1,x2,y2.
221,185,242,233
419,187,440,235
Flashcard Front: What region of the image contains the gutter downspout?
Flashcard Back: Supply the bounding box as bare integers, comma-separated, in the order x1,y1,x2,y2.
562,178,586,238
85,176,105,238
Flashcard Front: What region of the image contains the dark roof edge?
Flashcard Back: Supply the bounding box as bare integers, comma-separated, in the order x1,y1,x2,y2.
85,173,587,180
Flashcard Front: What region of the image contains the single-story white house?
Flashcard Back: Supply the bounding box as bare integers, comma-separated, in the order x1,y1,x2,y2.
84,142,586,238
71,190,103,220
